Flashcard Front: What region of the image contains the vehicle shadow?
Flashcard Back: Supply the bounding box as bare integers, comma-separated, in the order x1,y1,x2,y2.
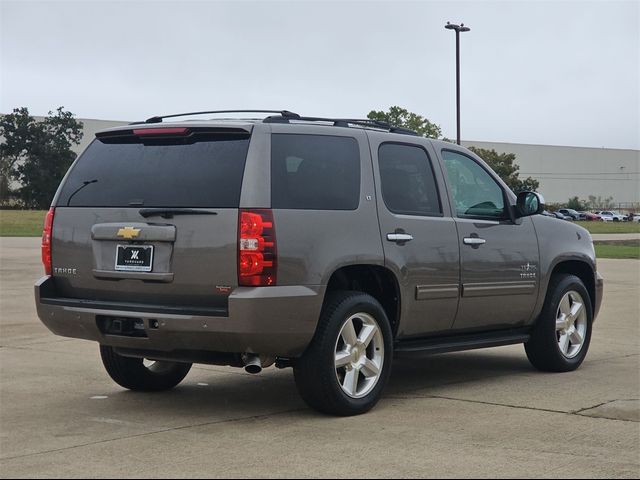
104,349,534,420
387,349,534,396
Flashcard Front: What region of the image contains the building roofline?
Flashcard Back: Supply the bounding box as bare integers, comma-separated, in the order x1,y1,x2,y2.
462,139,639,154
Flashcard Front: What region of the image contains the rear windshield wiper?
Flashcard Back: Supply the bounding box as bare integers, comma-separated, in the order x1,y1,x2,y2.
66,179,98,206
139,208,218,219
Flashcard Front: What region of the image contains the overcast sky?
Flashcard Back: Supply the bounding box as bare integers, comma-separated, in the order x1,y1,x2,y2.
1,0,638,149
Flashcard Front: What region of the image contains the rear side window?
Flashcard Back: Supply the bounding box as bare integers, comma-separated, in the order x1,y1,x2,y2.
57,133,250,208
271,134,360,210
378,143,442,216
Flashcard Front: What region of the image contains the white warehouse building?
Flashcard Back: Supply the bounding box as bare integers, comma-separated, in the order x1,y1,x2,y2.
58,118,640,207
463,140,640,206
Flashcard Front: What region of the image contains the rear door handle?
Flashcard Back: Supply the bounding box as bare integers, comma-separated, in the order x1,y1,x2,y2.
463,237,486,246
387,233,414,243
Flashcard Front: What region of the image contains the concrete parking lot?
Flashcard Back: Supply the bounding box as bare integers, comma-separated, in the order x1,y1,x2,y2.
1,237,638,478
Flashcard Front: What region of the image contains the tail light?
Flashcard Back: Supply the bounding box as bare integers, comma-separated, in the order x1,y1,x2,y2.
238,209,276,286
41,207,55,275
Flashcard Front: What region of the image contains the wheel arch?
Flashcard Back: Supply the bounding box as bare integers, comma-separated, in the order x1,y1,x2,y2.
323,264,401,337
548,259,597,317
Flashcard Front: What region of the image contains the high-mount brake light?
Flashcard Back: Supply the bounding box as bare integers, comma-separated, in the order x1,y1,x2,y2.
132,127,190,136
41,208,55,275
238,209,276,286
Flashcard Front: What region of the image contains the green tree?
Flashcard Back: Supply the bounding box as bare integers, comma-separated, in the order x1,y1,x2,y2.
367,106,443,139
467,146,540,193
0,107,39,204
0,107,83,208
567,196,586,211
546,202,564,212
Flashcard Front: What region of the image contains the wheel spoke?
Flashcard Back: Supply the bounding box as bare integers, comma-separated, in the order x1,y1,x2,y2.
570,301,583,320
559,295,571,315
361,358,380,378
335,350,351,368
358,324,377,348
341,319,357,346
569,328,583,346
556,313,568,332
558,332,570,355
342,368,359,396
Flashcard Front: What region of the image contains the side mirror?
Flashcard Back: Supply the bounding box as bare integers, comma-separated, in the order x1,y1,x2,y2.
515,191,545,217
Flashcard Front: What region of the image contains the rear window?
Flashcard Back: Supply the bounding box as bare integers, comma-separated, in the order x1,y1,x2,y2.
271,134,360,210
57,133,250,208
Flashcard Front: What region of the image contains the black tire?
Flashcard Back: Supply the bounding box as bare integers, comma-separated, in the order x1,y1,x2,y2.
100,345,192,391
525,274,593,372
293,291,393,416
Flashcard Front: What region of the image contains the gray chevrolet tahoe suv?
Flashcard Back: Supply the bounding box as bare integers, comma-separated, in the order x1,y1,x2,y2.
35,110,604,416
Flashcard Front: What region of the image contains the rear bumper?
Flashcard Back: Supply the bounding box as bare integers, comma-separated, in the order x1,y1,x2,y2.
594,271,604,321
35,276,325,357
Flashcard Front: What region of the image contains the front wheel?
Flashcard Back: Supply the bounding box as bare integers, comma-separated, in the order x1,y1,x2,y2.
294,291,393,416
100,345,192,391
525,274,593,372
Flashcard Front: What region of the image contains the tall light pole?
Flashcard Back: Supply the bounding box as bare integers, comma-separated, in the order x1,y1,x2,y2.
445,22,470,145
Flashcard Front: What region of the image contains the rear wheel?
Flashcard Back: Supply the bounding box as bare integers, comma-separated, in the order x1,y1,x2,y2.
525,274,592,372
100,345,192,391
294,291,393,416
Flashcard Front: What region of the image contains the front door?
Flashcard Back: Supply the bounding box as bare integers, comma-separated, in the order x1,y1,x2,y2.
371,135,460,338
439,148,540,331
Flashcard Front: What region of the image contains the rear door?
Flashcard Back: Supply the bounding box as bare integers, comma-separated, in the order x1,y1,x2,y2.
50,125,252,311
369,133,460,338
438,147,540,331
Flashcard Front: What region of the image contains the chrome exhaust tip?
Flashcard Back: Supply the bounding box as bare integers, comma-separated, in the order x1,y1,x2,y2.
242,353,263,374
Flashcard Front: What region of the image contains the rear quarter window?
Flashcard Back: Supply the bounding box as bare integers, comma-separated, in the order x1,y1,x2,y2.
271,134,360,210
57,133,250,208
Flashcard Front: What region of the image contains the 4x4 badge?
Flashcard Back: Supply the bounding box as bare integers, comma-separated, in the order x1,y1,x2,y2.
117,227,141,239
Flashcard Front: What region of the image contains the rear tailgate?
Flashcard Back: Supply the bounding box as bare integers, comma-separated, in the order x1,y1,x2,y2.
49,126,252,312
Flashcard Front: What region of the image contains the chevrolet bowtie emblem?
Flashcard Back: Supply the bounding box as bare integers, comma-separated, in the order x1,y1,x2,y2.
117,227,141,239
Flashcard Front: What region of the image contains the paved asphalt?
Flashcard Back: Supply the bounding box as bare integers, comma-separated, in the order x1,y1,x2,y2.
0,237,638,478
591,233,640,242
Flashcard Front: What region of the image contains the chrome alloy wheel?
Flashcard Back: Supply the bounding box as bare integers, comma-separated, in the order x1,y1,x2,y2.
556,290,588,359
334,312,385,399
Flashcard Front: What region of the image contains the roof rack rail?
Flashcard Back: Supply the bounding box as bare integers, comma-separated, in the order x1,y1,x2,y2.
131,110,300,125
131,109,419,136
262,114,419,136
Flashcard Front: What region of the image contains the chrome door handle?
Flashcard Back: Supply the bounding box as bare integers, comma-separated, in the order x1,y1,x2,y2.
463,237,486,246
387,233,414,242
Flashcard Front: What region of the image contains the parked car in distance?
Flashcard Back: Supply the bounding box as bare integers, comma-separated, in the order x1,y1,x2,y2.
558,209,580,220
552,211,573,221
578,211,601,221
595,211,627,222
34,109,604,416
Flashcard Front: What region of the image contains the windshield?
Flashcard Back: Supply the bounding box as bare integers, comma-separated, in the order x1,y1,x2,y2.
57,134,250,208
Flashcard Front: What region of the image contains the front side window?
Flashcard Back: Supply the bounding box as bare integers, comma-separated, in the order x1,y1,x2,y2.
271,134,360,210
378,143,442,216
441,150,506,219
